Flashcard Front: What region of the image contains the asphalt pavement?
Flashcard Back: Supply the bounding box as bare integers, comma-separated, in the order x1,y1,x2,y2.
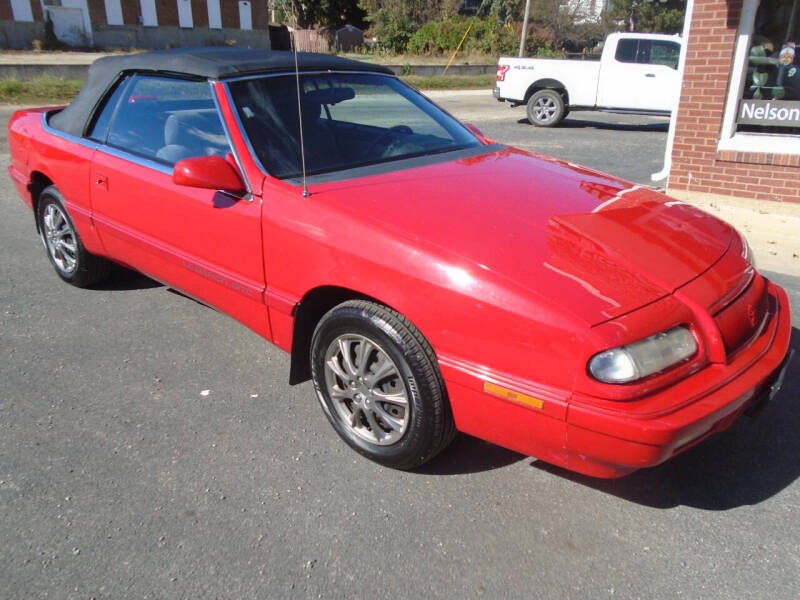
1,101,799,599
431,89,672,184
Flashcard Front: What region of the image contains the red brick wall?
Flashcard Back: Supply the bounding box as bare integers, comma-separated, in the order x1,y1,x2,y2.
67,0,263,31
0,2,13,21
30,0,43,22
155,0,178,26
87,0,107,25
252,0,267,30
220,0,238,29
121,0,139,26
669,0,800,203
191,0,208,27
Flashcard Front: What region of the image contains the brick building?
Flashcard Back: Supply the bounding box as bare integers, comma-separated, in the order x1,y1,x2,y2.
1,0,270,49
667,0,800,204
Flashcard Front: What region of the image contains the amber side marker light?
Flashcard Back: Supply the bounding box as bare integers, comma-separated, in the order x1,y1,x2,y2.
483,381,544,410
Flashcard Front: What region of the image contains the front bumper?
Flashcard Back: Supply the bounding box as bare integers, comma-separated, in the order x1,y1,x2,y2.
564,282,793,478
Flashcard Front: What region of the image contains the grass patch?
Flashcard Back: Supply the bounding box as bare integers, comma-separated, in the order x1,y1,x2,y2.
400,73,495,90
341,52,497,66
0,77,83,104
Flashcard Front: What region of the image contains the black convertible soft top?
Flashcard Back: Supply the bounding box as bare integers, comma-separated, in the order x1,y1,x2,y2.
49,46,393,137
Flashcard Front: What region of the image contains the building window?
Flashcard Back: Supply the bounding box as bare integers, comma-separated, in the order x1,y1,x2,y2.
738,0,800,133
720,0,800,154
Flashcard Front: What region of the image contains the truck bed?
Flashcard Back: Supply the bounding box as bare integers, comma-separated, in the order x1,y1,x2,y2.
496,58,601,107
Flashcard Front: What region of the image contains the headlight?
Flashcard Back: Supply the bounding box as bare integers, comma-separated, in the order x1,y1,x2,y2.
588,326,698,384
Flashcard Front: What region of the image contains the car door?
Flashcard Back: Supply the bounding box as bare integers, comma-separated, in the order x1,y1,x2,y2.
597,38,680,112
88,73,269,338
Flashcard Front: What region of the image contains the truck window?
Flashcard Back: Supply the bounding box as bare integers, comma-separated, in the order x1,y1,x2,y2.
649,41,680,69
615,39,639,64
615,39,680,70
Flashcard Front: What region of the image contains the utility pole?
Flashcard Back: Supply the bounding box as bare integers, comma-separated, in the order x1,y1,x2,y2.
519,0,532,57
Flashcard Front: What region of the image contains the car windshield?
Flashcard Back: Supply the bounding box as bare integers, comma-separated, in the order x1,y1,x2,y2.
227,73,480,179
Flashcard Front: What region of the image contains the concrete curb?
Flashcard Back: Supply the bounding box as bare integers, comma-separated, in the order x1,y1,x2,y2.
0,64,91,80
0,60,496,81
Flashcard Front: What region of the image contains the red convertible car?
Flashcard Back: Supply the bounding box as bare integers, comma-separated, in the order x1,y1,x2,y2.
7,48,793,477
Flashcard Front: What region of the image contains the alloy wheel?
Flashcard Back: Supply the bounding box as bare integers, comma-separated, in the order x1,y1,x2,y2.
41,203,78,274
322,333,409,446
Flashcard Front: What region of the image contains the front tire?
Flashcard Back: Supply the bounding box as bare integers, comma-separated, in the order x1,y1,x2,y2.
526,89,566,127
37,186,111,287
310,300,455,470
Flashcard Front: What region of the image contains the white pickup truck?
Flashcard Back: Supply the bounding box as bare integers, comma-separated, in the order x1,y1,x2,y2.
494,32,683,126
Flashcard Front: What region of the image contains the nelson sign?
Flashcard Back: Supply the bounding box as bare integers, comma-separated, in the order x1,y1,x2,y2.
738,99,800,127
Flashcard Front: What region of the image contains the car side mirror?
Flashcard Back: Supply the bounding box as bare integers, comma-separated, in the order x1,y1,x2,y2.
173,155,246,196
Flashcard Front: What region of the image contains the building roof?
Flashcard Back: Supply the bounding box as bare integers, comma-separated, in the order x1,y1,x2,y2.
49,47,392,137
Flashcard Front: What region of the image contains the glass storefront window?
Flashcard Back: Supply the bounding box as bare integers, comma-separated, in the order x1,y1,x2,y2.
736,0,800,134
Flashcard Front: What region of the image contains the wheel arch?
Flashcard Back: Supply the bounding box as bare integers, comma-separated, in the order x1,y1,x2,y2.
525,79,569,105
289,285,390,385
29,171,54,232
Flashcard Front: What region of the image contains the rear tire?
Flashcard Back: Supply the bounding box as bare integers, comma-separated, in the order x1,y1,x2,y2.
310,300,455,470
526,89,566,127
37,185,111,287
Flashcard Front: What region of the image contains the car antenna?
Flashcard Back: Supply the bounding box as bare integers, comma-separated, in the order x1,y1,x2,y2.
291,24,310,198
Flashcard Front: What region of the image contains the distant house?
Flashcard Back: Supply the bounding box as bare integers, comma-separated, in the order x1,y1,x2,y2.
565,0,612,23
0,0,271,49
335,24,363,51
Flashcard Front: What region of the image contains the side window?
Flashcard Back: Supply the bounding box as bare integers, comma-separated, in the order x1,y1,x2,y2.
615,39,639,64
87,76,130,142
105,74,230,165
648,41,680,69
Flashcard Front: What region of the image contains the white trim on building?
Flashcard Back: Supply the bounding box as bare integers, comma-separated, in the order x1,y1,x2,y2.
238,1,252,30
140,0,157,27
104,0,124,25
177,0,193,28
10,0,34,22
207,0,222,29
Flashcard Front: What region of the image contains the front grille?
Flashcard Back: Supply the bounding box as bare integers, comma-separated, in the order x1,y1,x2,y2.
713,275,769,357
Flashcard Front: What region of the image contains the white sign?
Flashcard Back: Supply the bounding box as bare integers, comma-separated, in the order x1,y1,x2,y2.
738,99,800,127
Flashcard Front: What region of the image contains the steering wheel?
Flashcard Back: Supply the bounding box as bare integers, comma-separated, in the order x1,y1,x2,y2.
361,125,413,159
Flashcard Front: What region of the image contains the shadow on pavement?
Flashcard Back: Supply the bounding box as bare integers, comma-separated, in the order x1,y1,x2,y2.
519,117,669,132
413,433,526,475
535,326,800,510
91,266,163,291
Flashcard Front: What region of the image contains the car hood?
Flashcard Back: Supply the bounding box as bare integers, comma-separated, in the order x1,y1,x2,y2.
313,146,733,325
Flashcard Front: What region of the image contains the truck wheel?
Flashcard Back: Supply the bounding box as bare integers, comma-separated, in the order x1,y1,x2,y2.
310,300,455,470
37,186,111,287
527,90,566,127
